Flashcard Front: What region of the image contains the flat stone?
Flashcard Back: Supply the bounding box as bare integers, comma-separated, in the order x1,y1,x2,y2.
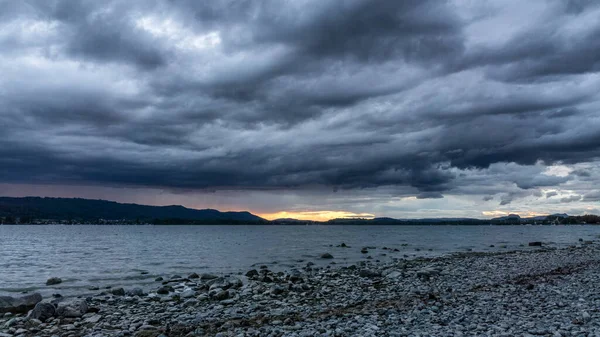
84,314,102,324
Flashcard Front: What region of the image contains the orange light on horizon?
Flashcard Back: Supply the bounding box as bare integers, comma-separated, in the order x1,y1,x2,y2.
258,210,376,221
482,210,549,218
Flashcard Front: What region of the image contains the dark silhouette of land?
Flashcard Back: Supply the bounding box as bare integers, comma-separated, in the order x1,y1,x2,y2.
0,197,598,225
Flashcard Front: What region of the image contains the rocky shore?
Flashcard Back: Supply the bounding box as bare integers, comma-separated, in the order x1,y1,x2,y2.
1,240,600,337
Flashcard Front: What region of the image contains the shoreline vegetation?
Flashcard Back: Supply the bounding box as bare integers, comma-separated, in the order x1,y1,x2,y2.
1,196,599,226
1,239,599,336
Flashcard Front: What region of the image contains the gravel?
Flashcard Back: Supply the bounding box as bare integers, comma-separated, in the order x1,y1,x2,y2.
1,240,599,336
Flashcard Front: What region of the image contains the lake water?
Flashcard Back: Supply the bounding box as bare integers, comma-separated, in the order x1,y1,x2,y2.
1,224,599,298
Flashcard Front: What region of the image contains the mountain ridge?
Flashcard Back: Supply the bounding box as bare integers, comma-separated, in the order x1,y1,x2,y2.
0,197,264,223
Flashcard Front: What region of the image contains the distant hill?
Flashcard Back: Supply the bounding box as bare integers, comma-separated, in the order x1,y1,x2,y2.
0,197,264,223
492,214,521,221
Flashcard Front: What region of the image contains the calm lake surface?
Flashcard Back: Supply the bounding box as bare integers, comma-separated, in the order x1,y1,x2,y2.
1,224,599,297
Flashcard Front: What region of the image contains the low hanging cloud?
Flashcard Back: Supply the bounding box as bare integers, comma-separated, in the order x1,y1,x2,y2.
1,0,600,209
560,195,582,203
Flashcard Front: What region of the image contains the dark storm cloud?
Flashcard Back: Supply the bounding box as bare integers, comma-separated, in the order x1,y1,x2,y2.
464,1,600,82
39,0,167,69
1,0,600,200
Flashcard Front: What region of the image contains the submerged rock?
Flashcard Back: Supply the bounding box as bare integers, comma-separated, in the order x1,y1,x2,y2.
528,241,543,247
46,277,62,286
320,253,334,259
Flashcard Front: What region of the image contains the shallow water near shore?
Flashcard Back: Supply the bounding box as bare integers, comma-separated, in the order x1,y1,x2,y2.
1,224,599,297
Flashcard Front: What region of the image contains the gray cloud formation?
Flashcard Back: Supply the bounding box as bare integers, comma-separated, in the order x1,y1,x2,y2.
1,0,600,205
560,195,582,203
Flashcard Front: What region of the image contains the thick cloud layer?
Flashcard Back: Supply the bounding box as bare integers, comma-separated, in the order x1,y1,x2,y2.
1,0,599,215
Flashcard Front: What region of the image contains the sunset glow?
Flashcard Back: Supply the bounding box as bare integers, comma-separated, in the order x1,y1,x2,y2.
482,211,551,218
258,211,376,221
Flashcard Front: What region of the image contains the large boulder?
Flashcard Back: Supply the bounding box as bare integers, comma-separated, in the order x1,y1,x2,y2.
0,293,42,314
28,302,56,322
56,299,88,318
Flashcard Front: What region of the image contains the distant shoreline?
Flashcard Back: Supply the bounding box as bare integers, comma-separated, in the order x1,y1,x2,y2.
2,196,599,226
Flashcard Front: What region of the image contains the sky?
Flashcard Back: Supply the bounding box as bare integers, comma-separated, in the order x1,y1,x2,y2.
1,0,599,220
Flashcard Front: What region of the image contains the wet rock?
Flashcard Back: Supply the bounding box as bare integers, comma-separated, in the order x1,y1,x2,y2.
154,277,164,282
359,269,381,278
0,293,42,314
188,273,200,279
270,286,285,295
417,268,441,278
361,248,368,254
200,273,219,280
156,286,173,295
127,288,145,297
84,314,102,324
56,299,88,318
288,270,303,283
212,290,229,301
320,253,334,259
27,302,56,322
181,290,196,298
183,299,198,307
528,241,543,246
245,269,259,278
46,277,62,286
111,288,126,296
207,277,231,290
386,271,402,279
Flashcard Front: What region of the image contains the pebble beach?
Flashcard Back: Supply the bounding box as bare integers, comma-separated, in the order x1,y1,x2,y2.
2,240,600,337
